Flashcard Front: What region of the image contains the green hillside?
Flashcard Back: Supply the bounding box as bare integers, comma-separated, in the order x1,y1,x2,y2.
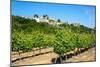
12,15,96,56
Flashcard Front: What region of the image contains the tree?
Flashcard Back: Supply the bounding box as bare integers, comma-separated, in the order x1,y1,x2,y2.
57,19,61,22
34,14,39,18
43,15,49,19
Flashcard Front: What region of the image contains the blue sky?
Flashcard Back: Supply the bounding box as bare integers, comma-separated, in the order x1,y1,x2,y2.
12,0,96,28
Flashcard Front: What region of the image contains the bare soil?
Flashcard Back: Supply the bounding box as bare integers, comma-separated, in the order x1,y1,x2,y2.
65,47,96,63
11,47,96,66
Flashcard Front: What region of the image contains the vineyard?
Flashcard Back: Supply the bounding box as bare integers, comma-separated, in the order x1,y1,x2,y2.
11,15,96,65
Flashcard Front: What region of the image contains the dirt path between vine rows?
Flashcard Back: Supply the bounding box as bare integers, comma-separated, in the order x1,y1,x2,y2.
11,47,96,66
64,47,96,63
